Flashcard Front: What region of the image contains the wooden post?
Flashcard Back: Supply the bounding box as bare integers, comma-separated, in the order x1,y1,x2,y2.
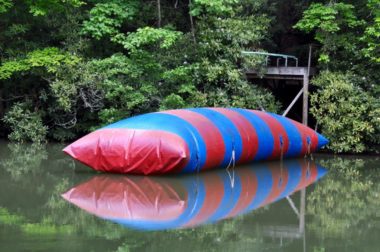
0,89,3,118
302,45,312,126
300,188,306,252
188,0,196,43
157,0,162,27
283,88,303,117
299,188,305,233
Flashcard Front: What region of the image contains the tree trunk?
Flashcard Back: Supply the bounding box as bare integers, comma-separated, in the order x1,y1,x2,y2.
157,0,162,27
189,0,196,43
0,88,3,118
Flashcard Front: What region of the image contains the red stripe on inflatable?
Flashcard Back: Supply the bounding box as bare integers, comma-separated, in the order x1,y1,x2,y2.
249,110,289,159
63,129,189,175
260,163,289,206
162,110,225,170
226,168,258,217
289,120,319,155
209,108,258,164
295,161,318,191
62,176,187,221
184,173,225,227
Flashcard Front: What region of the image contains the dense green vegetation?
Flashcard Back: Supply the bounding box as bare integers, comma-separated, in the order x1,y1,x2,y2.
0,0,379,153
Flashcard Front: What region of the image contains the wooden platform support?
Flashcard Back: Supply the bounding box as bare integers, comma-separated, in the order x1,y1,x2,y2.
282,88,303,117
243,47,314,126
302,45,313,126
262,189,306,250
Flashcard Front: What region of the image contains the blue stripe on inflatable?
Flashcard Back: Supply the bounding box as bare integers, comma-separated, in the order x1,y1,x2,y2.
244,165,273,213
316,164,328,180
317,133,329,150
279,161,302,199
109,176,206,230
188,108,243,167
230,108,275,161
268,113,303,157
207,173,242,223
102,113,206,173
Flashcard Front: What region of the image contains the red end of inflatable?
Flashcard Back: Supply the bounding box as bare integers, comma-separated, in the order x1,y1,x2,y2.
61,176,187,221
63,129,189,175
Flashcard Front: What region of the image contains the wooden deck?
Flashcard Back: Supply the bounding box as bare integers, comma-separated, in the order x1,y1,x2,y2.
246,67,316,80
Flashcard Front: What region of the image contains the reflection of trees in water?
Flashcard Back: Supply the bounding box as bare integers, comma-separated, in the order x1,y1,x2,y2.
3,148,379,251
307,157,380,240
0,142,77,182
0,143,48,181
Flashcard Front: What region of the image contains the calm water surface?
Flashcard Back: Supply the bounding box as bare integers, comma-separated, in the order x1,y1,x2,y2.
0,141,379,252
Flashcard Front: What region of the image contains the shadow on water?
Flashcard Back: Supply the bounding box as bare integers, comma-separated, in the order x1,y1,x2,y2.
0,141,379,252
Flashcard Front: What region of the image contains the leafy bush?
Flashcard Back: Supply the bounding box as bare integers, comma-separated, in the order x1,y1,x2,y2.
294,2,363,65
160,94,187,110
310,71,379,153
0,47,80,80
82,1,137,39
2,102,48,143
0,0,283,143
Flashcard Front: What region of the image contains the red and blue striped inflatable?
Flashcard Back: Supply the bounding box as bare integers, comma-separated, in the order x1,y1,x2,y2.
63,108,328,174
62,160,327,230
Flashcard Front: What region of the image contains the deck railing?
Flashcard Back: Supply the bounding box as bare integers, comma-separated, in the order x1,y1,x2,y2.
241,51,299,67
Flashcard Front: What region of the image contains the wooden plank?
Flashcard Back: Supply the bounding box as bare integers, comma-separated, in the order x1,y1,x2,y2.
302,73,309,126
246,67,316,77
302,45,313,126
283,88,304,117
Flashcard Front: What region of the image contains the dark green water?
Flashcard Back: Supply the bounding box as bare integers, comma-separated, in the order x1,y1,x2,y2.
0,141,379,252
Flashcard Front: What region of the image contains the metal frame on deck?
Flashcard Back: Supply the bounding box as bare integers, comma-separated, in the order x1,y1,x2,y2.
241,51,299,67
243,46,314,126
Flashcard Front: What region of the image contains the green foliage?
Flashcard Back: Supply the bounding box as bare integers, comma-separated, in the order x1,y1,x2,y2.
190,0,238,17
0,0,83,16
310,71,379,153
2,102,48,143
241,53,267,77
293,2,380,152
294,0,380,96
21,221,74,235
0,60,30,80
360,0,380,62
0,207,25,225
0,0,283,142
115,27,183,52
51,53,160,126
197,15,270,59
294,2,363,64
0,0,12,13
189,4,279,112
2,0,378,151
0,47,80,80
82,1,137,39
160,94,187,110
26,0,84,16
294,3,362,33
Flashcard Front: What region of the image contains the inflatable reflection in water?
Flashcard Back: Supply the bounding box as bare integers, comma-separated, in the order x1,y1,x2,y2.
62,159,327,231
63,108,329,174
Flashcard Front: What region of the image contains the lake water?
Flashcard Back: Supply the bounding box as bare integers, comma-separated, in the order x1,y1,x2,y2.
0,141,379,252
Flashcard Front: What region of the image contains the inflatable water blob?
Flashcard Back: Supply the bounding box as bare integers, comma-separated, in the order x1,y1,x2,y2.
63,108,329,175
62,159,327,231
